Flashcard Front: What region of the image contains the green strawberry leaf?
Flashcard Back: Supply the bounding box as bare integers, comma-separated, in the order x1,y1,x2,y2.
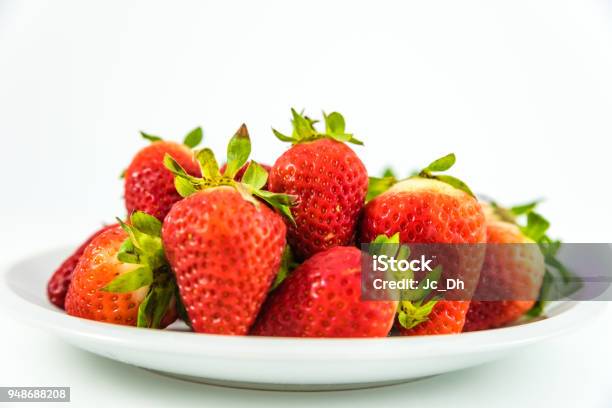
345,134,364,145
365,168,400,201
165,125,297,224
510,201,540,215
489,201,517,223
323,111,363,145
272,128,295,143
417,153,476,198
183,127,203,148
131,211,162,237
369,233,404,258
174,176,197,198
242,161,268,191
274,108,363,145
435,175,475,198
291,108,317,139
117,217,140,250
108,212,167,289
150,280,175,328
382,168,396,178
116,214,163,273
140,131,163,143
225,124,251,179
422,153,456,172
163,154,203,189
102,266,153,293
367,176,398,201
117,239,138,264
271,245,297,290
367,234,441,329
397,299,438,330
105,212,177,329
196,148,221,180
252,189,298,226
373,232,400,244
521,212,550,242
324,111,345,134
137,289,154,327
117,251,139,264
164,154,194,180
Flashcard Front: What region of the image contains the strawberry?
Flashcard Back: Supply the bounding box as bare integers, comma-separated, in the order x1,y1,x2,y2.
47,223,117,309
360,154,486,335
65,212,177,328
268,109,368,260
251,236,399,338
124,128,202,220
161,124,296,335
464,201,574,331
220,161,271,187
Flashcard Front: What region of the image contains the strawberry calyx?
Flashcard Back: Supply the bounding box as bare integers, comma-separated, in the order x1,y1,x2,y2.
367,153,475,201
163,124,298,224
397,299,438,330
102,211,177,329
370,233,442,330
417,153,475,197
488,201,582,316
366,168,398,201
272,108,363,146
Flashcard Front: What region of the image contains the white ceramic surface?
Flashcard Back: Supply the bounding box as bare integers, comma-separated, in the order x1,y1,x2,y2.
0,247,605,391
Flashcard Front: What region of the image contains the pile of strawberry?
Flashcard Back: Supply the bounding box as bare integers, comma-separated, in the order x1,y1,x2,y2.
47,109,564,337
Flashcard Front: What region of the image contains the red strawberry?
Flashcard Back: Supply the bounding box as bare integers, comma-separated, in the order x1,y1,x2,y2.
220,161,271,187
124,128,202,220
360,154,486,335
162,124,296,335
251,244,398,337
268,109,368,260
65,212,177,328
47,223,117,309
464,202,550,331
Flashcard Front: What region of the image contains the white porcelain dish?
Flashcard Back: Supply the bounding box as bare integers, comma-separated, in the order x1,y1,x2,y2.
0,247,606,391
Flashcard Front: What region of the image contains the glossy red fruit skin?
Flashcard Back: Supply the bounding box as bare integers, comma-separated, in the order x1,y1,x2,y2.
359,185,486,245
219,162,271,187
162,187,287,335
47,224,118,309
269,139,367,260
464,300,534,332
464,221,545,332
359,179,486,335
65,226,176,327
124,141,200,220
251,246,398,337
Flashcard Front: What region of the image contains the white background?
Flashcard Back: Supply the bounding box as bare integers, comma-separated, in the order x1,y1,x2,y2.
1,1,611,407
